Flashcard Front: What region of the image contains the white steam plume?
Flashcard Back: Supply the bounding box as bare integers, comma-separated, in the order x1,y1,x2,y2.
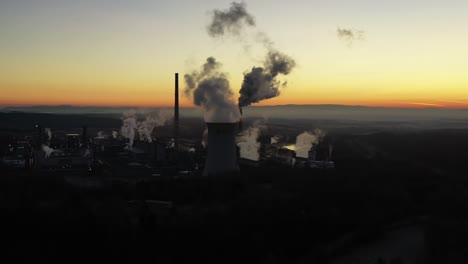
45,128,52,141
137,109,173,143
120,110,137,149
237,123,264,161
97,131,105,139
41,144,54,158
271,135,281,144
120,109,173,148
201,128,208,148
112,131,118,139
295,129,325,158
184,57,240,123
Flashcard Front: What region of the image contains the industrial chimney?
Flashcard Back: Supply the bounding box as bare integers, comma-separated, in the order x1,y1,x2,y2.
203,123,239,177
174,73,179,163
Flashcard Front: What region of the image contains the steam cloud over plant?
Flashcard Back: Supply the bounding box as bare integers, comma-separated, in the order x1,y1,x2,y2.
184,57,241,123
120,109,173,149
207,2,296,108
45,128,52,141
295,129,325,158
337,27,365,46
120,110,137,149
239,50,296,107
207,2,255,37
41,144,54,159
237,121,265,161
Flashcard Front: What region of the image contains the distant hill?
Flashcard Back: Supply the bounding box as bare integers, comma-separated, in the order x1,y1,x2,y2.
0,105,153,115
1,104,468,121
0,112,121,130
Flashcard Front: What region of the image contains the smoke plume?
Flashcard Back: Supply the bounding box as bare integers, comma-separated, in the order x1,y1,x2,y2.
184,57,240,123
83,148,91,158
237,122,265,161
184,57,221,96
205,2,296,109
271,135,281,144
239,50,296,107
97,131,105,139
120,109,173,148
201,128,208,148
207,2,255,38
120,110,137,149
112,131,118,139
45,128,52,141
337,27,365,46
137,109,173,143
41,144,54,158
295,129,324,158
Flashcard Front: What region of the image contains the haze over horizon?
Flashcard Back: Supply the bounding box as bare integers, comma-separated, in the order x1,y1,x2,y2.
1,0,468,108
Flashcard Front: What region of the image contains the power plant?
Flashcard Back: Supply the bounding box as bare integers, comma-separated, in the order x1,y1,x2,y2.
1,72,335,175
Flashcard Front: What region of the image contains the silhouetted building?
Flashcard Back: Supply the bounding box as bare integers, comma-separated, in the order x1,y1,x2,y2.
203,123,239,177
66,134,80,149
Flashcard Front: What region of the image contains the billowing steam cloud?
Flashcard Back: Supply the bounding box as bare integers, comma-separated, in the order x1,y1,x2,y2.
239,50,296,107
184,57,241,123
295,130,324,158
120,109,173,149
237,122,265,161
45,128,52,141
41,144,54,158
207,2,255,38
271,135,281,144
184,57,221,96
137,109,173,143
97,131,105,139
337,27,365,46
201,128,208,148
120,110,137,149
112,131,118,139
207,3,295,107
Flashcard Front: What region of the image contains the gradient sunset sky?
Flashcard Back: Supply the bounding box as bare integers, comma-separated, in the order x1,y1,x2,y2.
1,0,467,108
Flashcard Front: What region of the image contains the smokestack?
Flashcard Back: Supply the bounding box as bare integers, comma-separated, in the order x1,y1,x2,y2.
82,126,88,147
174,73,179,163
203,123,239,177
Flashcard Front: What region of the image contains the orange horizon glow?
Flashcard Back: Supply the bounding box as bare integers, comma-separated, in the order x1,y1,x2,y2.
1,1,468,112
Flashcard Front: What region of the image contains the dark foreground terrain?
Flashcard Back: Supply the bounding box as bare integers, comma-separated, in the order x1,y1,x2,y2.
1,113,468,263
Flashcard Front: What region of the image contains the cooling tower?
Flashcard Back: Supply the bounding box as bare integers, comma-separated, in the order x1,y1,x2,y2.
203,123,239,177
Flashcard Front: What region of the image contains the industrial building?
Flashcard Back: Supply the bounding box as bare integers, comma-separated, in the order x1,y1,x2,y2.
0,139,32,168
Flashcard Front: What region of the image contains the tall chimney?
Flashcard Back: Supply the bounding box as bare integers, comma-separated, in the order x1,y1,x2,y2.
174,73,179,163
